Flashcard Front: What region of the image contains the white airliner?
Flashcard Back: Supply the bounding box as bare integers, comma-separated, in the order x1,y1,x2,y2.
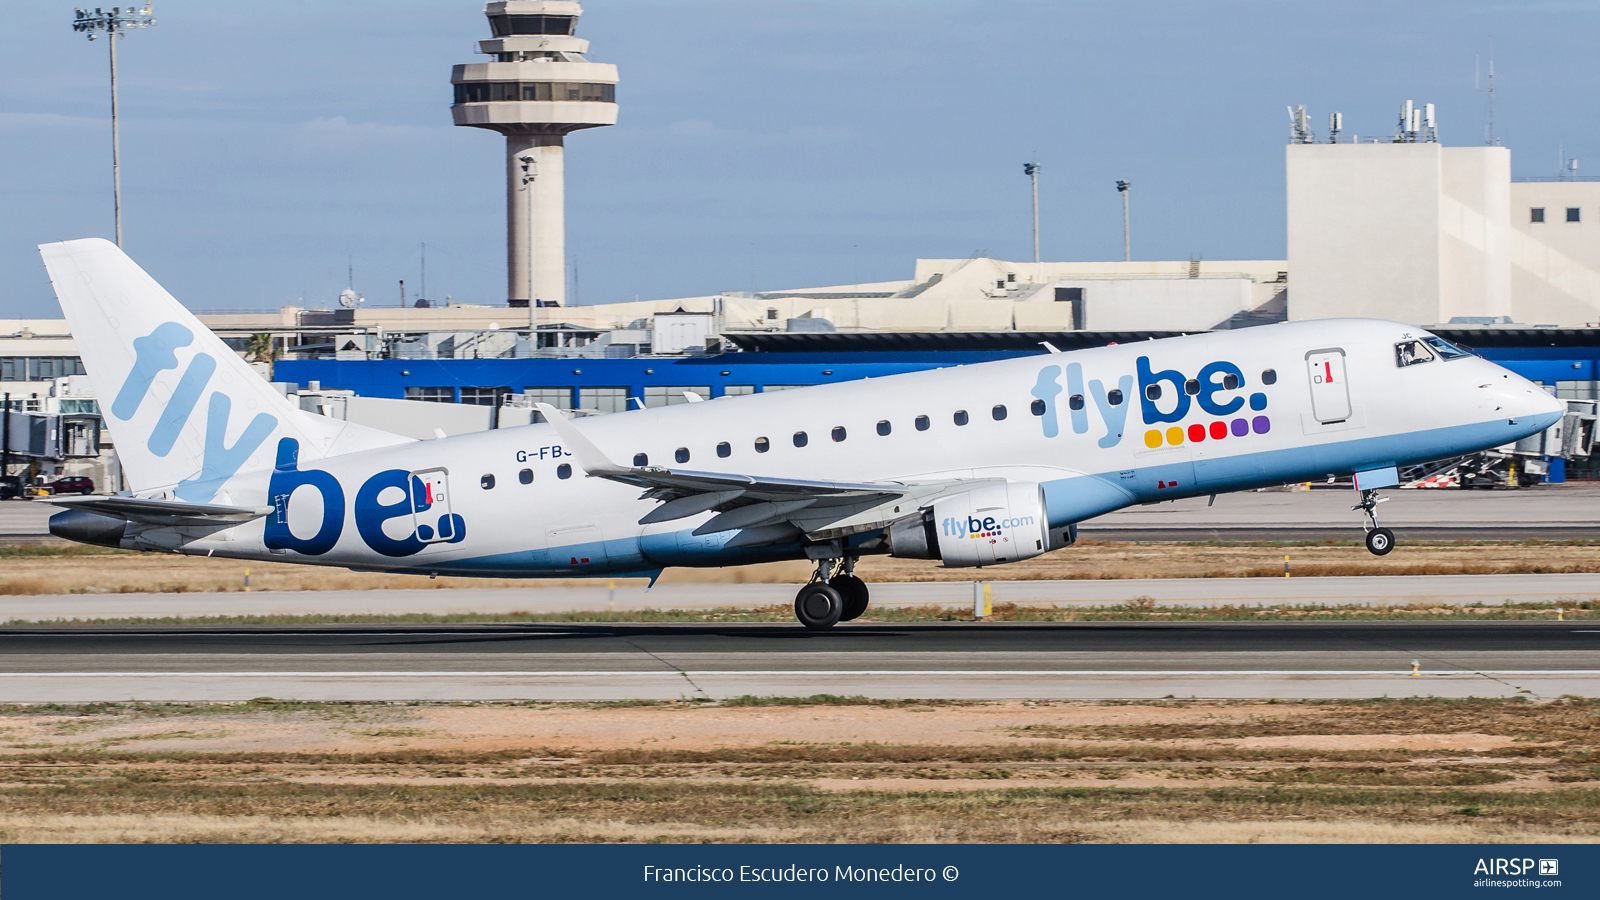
38,238,1564,629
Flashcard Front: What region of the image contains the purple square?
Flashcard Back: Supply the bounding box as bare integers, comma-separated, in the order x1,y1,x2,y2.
1252,416,1271,434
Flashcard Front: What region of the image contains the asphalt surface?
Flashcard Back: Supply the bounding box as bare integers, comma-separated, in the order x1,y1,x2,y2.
5,572,1598,621
4,484,1598,545
0,620,1592,702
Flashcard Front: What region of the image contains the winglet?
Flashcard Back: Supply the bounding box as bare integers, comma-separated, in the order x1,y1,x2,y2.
533,403,629,476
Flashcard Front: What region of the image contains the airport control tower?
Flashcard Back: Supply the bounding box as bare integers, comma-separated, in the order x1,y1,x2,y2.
451,1,617,308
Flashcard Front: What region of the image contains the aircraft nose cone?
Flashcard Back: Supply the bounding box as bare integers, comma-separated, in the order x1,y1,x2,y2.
1505,377,1565,427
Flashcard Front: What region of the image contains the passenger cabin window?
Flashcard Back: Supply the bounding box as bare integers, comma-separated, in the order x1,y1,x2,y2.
518,468,533,484
1184,379,1200,395
557,464,572,479
876,420,891,436
992,405,1007,420
1068,395,1085,411
633,453,649,466
953,410,969,426
1569,207,1582,223
1422,336,1471,360
1261,369,1277,385
1530,207,1546,223
755,437,770,453
1107,389,1124,405
1030,399,1046,416
1145,384,1162,401
674,447,690,463
793,431,808,447
915,415,930,431
832,426,847,442
716,442,731,458
480,474,496,490
1395,340,1435,367
1223,373,1240,390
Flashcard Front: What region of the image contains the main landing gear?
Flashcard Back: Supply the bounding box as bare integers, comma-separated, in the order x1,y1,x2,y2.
1356,489,1395,556
794,556,870,631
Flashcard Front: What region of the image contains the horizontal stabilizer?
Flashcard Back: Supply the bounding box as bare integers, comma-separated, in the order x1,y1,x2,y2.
39,494,272,526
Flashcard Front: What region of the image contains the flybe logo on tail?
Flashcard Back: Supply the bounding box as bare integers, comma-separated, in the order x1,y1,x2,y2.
112,322,278,502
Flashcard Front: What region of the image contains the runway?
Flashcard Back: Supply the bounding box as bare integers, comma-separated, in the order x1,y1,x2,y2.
3,572,1596,621
0,620,1592,702
4,483,1598,545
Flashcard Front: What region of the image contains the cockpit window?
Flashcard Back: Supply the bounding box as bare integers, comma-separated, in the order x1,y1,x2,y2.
1422,335,1471,360
1395,340,1435,368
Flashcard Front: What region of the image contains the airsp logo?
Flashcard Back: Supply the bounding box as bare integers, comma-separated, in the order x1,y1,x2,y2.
1472,858,1551,876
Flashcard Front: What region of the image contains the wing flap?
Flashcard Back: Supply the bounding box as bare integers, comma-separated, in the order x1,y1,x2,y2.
531,402,1006,544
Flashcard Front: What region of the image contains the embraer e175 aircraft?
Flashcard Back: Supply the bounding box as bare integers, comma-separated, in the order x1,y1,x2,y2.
39,239,1565,629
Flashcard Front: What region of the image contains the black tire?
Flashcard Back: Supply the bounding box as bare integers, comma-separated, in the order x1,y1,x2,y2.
830,574,870,622
1365,527,1395,556
794,582,844,631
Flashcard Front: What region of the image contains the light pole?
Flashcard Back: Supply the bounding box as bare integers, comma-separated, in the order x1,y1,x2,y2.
72,4,157,249
1116,180,1130,262
518,153,538,321
1022,162,1040,280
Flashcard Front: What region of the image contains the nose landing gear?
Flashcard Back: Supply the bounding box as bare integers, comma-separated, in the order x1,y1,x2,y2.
793,556,871,630
1355,489,1395,556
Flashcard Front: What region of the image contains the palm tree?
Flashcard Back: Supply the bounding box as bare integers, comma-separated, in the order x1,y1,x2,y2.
245,333,280,363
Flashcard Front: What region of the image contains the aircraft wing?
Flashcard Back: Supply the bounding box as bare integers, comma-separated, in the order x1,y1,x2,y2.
38,494,274,526
534,403,988,547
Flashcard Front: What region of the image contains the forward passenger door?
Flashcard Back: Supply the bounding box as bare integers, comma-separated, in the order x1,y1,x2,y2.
1305,349,1352,423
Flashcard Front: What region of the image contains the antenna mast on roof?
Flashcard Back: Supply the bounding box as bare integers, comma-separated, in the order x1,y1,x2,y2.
1476,42,1498,146
1288,105,1314,144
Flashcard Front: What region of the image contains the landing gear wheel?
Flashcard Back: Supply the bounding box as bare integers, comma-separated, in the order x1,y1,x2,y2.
794,582,844,630
830,574,870,622
1365,527,1395,556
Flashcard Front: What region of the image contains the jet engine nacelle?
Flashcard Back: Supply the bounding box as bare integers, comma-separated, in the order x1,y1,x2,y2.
888,482,1066,568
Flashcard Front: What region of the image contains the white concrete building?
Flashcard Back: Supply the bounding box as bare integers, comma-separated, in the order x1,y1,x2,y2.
1509,181,1600,326
1288,135,1600,327
451,0,618,309
1287,142,1513,325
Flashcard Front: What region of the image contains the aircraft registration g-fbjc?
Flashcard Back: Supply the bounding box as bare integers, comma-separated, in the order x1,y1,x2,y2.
38,238,1564,629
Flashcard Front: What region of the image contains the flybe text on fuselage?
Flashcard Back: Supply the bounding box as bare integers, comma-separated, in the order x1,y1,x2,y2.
1029,354,1274,451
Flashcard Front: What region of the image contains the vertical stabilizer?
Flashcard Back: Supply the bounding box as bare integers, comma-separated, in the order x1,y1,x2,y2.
39,238,409,499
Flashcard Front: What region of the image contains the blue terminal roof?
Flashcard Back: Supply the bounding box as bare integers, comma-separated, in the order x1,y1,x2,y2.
275,350,1024,401
275,328,1600,401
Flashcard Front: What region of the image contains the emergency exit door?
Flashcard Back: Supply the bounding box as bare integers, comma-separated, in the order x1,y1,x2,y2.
1305,349,1351,423
409,467,458,543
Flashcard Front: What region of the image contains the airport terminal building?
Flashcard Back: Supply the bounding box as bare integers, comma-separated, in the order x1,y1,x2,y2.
7,104,1600,489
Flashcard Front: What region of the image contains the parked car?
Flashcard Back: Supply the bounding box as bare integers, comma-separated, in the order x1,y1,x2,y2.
44,476,94,495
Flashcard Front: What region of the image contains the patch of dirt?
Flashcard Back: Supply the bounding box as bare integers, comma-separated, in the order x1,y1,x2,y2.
0,698,1591,843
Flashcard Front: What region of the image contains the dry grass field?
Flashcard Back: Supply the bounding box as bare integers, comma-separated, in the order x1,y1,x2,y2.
0,697,1592,844
3,540,1600,596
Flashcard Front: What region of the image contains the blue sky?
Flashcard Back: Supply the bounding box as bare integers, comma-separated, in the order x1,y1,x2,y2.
2,0,1596,317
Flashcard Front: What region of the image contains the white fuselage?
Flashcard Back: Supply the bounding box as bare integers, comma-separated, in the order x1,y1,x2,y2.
110,319,1562,577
